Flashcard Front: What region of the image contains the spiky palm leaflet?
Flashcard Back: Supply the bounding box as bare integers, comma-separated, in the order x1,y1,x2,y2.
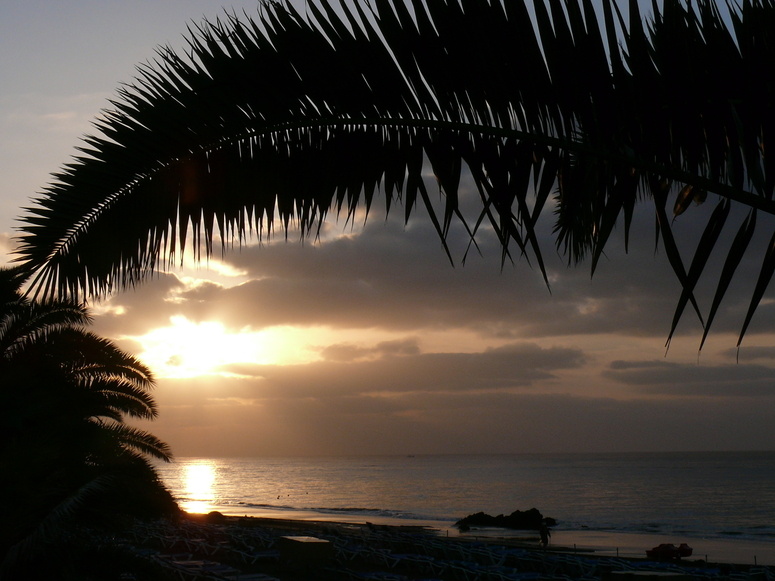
14,0,775,347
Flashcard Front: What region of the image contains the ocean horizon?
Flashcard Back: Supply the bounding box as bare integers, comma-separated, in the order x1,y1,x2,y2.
154,450,775,564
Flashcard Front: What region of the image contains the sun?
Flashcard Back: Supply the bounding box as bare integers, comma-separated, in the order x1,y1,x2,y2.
135,315,282,378
133,316,413,379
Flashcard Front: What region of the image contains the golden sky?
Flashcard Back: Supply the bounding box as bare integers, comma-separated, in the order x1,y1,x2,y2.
2,0,774,456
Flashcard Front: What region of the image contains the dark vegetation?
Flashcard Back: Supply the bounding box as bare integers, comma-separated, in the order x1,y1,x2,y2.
0,266,178,578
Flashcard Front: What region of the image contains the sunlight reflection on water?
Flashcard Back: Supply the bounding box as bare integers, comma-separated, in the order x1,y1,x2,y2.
181,461,216,514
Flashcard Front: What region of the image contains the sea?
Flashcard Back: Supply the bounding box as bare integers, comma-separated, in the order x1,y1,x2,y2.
154,451,775,563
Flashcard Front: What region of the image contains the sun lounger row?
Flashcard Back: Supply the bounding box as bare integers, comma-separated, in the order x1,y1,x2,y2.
114,518,775,581
313,525,771,581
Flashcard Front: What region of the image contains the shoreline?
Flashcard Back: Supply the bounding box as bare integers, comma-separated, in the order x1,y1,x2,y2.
97,511,775,581
190,510,775,568
509,529,775,567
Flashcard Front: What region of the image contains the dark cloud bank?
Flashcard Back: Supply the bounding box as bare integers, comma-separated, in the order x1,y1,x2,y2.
103,197,775,455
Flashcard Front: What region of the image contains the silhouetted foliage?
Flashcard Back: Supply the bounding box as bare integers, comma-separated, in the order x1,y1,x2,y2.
14,0,775,347
0,267,177,578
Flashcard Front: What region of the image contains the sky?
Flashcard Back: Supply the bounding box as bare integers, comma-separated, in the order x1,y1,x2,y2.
2,1,774,457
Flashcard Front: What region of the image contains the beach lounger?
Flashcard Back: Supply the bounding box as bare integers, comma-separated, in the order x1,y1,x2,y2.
446,559,487,581
350,572,410,581
331,537,370,561
233,548,281,565
154,556,242,581
387,553,446,575
219,574,280,581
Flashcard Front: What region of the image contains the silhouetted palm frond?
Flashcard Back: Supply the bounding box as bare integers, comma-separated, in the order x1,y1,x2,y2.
14,0,775,345
0,268,174,573
92,420,173,462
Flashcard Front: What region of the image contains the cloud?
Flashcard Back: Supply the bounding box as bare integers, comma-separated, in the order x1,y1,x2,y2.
50,155,773,458
5,0,775,460
139,377,775,456
0,234,16,265
318,338,422,362
604,359,775,396
218,340,586,400
97,208,677,340
2,92,108,133
90,272,187,337
729,345,775,362
86,191,775,361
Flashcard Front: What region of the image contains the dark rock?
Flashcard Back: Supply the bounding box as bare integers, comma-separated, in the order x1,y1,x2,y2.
454,508,557,530
205,510,227,523
646,543,693,560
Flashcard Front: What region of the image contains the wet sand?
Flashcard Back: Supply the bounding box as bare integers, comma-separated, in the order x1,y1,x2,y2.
115,512,775,581
201,511,775,568
548,530,775,567
434,525,775,567
229,508,775,567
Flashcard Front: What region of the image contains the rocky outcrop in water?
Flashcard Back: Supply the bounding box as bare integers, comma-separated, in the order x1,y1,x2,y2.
455,508,556,531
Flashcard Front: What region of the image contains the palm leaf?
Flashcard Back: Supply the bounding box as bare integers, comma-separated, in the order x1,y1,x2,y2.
11,0,775,344
652,182,705,329
97,421,173,462
737,230,775,349
665,198,730,349
700,209,757,351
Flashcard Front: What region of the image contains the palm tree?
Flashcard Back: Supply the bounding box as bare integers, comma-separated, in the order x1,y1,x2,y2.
13,0,775,348
0,267,176,576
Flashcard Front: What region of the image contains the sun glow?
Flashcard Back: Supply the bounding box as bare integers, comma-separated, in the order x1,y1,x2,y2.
136,316,288,378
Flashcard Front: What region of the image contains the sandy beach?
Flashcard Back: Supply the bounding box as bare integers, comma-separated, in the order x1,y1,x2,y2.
215,504,775,568
97,512,775,580
451,527,775,567
547,530,775,567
